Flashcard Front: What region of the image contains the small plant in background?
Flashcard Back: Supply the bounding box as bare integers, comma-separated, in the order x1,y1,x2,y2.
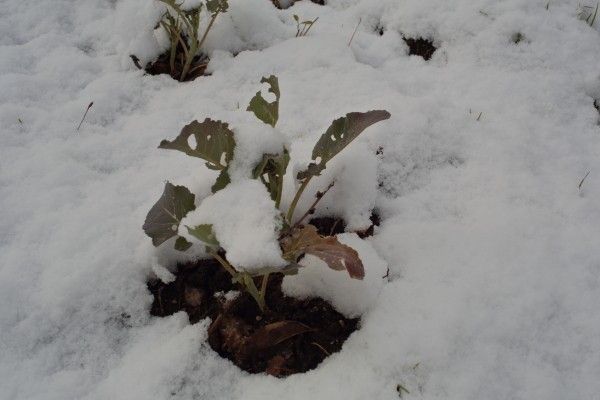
133,0,228,81
578,2,599,27
294,14,318,37
143,75,390,311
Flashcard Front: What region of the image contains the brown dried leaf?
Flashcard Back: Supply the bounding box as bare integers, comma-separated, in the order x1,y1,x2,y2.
248,320,313,351
281,225,365,279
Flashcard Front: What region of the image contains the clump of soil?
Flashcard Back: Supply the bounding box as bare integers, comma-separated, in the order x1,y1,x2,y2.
148,259,358,377
130,42,209,82
309,212,380,238
271,0,325,9
403,37,437,60
148,216,381,376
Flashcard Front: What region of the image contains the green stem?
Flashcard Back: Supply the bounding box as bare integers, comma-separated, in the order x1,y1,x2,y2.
275,178,283,209
286,177,311,223
197,12,219,53
243,274,265,311
259,273,270,303
208,249,237,277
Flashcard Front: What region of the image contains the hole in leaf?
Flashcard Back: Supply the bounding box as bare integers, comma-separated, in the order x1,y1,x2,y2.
187,134,197,150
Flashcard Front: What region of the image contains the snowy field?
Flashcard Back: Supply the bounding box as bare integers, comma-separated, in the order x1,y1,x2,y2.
2,0,600,398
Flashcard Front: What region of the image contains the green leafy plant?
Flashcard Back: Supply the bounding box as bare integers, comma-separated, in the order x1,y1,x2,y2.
293,14,318,37
151,0,228,81
144,75,390,311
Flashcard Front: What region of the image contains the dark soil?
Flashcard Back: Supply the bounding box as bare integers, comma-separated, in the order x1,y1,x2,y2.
271,0,325,8
148,216,382,376
403,37,437,60
148,259,358,377
309,212,380,239
131,41,209,82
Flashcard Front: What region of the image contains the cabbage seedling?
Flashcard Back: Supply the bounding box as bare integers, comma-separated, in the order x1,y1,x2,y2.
143,76,390,310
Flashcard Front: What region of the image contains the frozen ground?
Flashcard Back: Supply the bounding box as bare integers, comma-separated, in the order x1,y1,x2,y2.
2,0,600,399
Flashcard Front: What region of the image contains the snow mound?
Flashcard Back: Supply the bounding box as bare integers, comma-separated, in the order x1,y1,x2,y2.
282,233,388,317
181,179,286,272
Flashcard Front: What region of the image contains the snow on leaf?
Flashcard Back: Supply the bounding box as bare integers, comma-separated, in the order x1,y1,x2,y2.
159,118,235,171
281,225,365,279
143,182,196,247
247,75,280,127
186,224,220,247
297,110,390,180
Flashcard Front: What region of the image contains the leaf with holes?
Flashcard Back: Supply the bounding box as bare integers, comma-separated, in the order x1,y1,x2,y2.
252,149,289,205
143,182,196,247
297,110,390,180
186,224,220,247
247,75,280,127
281,225,365,279
159,118,235,171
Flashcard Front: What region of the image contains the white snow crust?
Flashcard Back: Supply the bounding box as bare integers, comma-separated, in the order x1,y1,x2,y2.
2,0,600,399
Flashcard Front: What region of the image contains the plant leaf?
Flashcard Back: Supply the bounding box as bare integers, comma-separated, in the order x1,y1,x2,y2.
297,110,390,180
206,0,228,14
159,118,235,171
252,149,289,203
247,75,280,127
143,182,196,247
174,236,193,251
212,167,231,193
281,225,365,279
247,321,313,351
186,224,220,247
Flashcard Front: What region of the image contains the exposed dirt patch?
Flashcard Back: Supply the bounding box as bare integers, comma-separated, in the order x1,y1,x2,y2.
309,212,380,238
271,0,325,9
148,213,382,376
131,43,209,82
403,37,437,60
148,255,358,376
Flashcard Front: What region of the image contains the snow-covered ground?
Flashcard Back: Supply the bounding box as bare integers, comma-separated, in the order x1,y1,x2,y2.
2,0,600,398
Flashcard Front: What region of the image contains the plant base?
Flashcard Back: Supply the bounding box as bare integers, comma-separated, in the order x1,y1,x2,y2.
148,258,358,377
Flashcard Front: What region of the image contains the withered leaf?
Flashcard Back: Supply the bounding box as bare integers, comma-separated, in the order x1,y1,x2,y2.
281,225,365,279
143,182,196,247
248,321,313,351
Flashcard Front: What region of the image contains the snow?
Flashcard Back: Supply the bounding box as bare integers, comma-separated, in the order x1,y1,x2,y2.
180,179,286,271
2,0,600,399
282,233,388,317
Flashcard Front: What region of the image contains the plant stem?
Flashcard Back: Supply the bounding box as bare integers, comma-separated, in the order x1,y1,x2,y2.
180,11,219,81
275,178,284,209
208,249,238,277
286,177,311,223
197,12,219,53
259,273,270,303
292,181,334,229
